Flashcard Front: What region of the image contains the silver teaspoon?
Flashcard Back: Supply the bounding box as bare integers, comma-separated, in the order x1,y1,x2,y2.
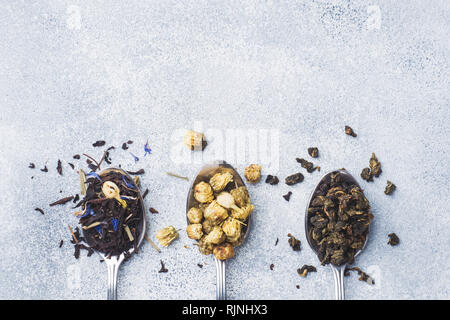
82,167,146,300
305,169,369,300
186,161,252,300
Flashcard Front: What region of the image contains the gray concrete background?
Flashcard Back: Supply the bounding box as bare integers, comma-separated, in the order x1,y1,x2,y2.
0,1,449,300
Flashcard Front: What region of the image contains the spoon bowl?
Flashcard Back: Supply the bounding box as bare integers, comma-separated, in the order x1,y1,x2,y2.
305,169,369,300
186,161,251,299
82,167,146,300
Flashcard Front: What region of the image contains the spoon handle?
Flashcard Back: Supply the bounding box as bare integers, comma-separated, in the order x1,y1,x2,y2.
331,264,346,300
214,258,226,300
106,257,123,300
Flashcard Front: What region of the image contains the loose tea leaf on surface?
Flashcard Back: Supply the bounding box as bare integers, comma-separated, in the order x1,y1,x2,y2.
265,175,279,185
41,166,48,172
360,167,373,182
57,160,62,175
288,233,301,251
127,169,145,175
149,207,159,214
49,196,74,206
296,158,318,173
297,265,317,277
388,233,400,246
345,125,357,137
283,191,292,201
369,153,382,177
29,163,35,169
384,181,396,195
285,173,304,185
92,140,106,147
344,266,374,285
158,260,168,273
35,208,45,215
308,147,319,158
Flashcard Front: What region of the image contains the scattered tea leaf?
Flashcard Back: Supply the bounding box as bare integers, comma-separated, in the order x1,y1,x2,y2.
159,260,168,273
127,169,145,175
93,140,106,147
345,125,357,137
345,267,374,285
142,188,149,199
73,154,80,160
288,233,301,251
122,142,128,150
40,166,48,172
369,153,382,177
275,238,279,246
296,158,318,173
150,207,158,214
197,263,203,268
34,208,45,215
29,163,35,169
57,160,62,175
388,233,400,246
59,240,64,248
265,175,279,185
384,181,396,195
49,196,74,206
285,173,304,185
68,163,75,170
308,147,319,158
297,265,317,277
283,191,292,202
360,167,373,182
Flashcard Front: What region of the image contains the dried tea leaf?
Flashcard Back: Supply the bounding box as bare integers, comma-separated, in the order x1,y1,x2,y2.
29,163,35,169
270,264,274,271
345,125,357,137
360,167,373,182
57,160,62,175
345,267,374,285
73,154,81,160
59,240,64,248
285,173,304,185
288,233,301,251
49,196,74,206
296,158,318,173
308,147,319,158
93,140,106,147
149,207,159,214
297,265,317,277
384,181,396,195
142,188,149,199
34,208,45,215
40,166,48,172
158,260,168,273
283,191,292,202
388,233,400,246
369,153,382,177
127,169,145,175
265,175,279,185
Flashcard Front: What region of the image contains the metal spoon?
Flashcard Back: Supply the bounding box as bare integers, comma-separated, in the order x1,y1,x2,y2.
186,161,251,300
304,169,369,300
82,168,146,300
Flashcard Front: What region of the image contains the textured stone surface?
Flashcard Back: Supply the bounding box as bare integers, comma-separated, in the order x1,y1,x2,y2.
0,1,449,300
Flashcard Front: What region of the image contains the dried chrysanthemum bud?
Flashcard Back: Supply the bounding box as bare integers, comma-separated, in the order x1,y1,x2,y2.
204,226,226,244
213,243,235,260
244,164,261,183
194,181,214,203
209,172,233,192
230,186,250,207
204,200,228,223
187,207,203,224
198,236,214,255
216,192,243,214
222,218,241,242
186,224,203,240
231,203,254,221
184,130,206,151
156,226,179,247
202,218,215,234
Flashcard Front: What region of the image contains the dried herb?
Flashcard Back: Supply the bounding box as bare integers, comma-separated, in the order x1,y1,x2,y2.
68,163,75,170
127,140,133,145
285,173,304,185
307,171,373,266
345,125,357,137
144,140,152,156
275,238,279,246
73,154,81,160
29,163,35,169
283,191,292,202
166,172,189,181
57,160,62,175
369,153,382,177
92,140,106,147
344,266,374,284
49,196,74,206
35,208,45,215
142,188,149,199
144,234,161,253
297,265,317,277
360,168,373,182
73,194,80,203
40,166,48,172
158,260,168,273
308,147,319,158
121,142,128,150
197,263,203,268
384,181,396,195
296,158,318,173
127,169,145,175
156,226,179,247
130,152,139,163
149,207,158,214
59,240,64,248
270,264,274,271
388,233,400,246
265,175,279,185
296,285,300,289
288,233,301,251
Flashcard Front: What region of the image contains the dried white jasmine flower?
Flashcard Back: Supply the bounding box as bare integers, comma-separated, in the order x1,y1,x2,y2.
209,172,233,192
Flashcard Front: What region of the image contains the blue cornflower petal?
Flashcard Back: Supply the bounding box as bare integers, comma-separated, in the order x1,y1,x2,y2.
144,140,152,156
95,226,102,234
112,218,119,231
86,172,102,182
122,176,135,189
130,152,139,163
